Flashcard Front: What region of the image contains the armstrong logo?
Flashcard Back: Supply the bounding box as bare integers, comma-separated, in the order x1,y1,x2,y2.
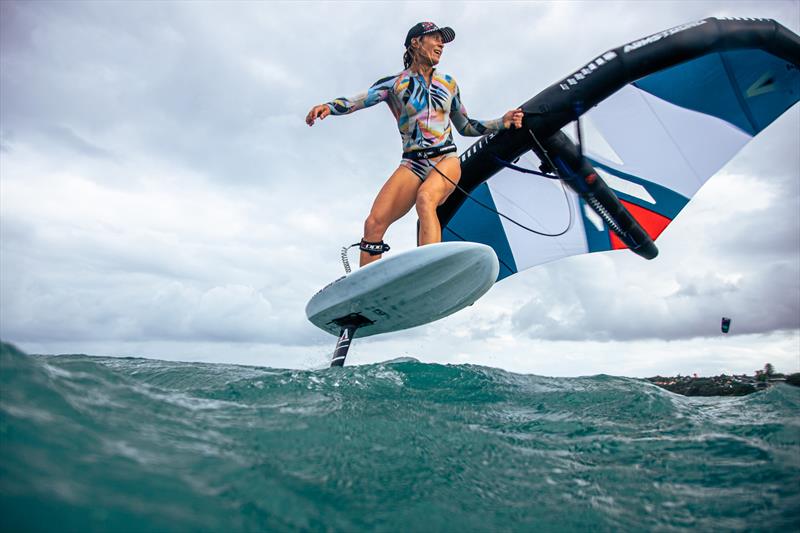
623,19,707,53
559,51,618,91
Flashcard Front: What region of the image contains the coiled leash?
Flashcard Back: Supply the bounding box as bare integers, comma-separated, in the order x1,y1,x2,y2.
341,239,391,274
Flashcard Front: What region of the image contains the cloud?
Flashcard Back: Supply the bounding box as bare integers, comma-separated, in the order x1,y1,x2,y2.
509,247,799,342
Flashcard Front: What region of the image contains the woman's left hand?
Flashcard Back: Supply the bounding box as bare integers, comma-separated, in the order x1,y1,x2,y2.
503,108,524,129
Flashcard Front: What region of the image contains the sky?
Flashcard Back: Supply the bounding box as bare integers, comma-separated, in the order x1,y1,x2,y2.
1,0,798,377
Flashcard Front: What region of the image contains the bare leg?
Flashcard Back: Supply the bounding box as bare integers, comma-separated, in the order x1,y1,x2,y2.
416,156,461,245
361,165,422,266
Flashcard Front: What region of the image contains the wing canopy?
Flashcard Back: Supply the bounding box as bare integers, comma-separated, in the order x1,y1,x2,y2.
441,18,800,281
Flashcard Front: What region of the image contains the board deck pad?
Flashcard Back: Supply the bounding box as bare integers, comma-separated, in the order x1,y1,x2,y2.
306,242,500,338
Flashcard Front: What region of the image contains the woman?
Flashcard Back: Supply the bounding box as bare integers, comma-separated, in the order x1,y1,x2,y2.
306,22,523,267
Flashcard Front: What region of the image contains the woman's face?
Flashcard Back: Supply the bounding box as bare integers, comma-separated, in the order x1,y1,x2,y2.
414,32,444,65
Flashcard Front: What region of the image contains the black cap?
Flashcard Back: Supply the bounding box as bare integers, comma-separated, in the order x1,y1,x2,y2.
404,22,455,48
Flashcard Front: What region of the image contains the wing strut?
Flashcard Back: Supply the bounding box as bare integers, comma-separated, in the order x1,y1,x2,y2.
541,131,659,260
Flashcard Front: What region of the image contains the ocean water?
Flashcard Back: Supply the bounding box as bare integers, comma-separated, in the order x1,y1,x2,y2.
1,341,798,532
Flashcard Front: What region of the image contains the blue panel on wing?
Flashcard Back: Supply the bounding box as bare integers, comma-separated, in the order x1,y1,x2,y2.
724,49,800,133
634,53,756,135
442,182,517,280
634,50,799,136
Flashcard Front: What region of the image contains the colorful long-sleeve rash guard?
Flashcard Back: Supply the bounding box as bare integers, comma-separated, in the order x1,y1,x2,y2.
326,69,505,153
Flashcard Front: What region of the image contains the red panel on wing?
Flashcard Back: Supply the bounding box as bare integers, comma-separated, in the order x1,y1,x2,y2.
609,200,673,250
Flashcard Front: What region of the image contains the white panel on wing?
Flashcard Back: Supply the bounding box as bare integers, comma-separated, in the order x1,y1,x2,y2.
580,114,625,165
596,168,656,204
487,153,589,271
637,88,752,181
585,84,751,198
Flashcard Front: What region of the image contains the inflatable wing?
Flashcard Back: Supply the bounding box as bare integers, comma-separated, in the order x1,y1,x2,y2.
439,18,800,280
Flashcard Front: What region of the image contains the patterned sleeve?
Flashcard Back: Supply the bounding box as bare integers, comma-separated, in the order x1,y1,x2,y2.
449,80,505,136
326,75,396,115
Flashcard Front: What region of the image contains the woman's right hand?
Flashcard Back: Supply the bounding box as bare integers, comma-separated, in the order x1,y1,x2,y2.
502,108,524,130
305,104,331,126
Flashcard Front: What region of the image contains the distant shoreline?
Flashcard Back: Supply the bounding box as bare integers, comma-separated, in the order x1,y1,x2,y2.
647,373,800,396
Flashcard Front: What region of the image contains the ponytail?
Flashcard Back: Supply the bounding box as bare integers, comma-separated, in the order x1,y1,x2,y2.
403,47,413,69
403,37,419,69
